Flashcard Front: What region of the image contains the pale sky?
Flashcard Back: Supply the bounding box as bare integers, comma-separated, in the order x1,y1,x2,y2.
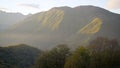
0,0,120,15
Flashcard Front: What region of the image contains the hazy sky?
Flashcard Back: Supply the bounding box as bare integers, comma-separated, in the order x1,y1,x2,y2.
0,0,120,15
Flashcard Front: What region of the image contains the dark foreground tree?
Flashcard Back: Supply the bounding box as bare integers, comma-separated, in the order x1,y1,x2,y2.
35,44,70,68
88,37,120,68
64,37,120,68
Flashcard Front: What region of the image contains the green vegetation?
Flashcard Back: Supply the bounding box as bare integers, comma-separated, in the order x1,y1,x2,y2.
35,44,70,68
0,44,42,68
35,37,120,68
0,37,120,68
88,37,120,68
64,46,90,68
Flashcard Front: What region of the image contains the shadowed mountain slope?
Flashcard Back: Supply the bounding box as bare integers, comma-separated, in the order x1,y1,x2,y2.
1,5,120,49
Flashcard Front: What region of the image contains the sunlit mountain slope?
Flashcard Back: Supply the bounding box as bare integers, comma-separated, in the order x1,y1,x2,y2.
1,6,120,49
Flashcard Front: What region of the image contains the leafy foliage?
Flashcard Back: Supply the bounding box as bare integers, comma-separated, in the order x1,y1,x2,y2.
0,37,120,68
64,37,120,68
35,44,70,68
88,37,120,68
64,46,90,68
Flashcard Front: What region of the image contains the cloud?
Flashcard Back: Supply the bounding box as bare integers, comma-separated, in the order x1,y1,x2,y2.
17,3,40,10
0,6,9,11
106,0,120,9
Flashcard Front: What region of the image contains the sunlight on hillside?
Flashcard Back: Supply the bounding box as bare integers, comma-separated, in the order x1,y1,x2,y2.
78,18,102,34
38,9,64,30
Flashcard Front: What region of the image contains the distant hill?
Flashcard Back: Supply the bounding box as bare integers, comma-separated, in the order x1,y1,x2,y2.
0,44,42,68
0,5,120,49
0,11,26,30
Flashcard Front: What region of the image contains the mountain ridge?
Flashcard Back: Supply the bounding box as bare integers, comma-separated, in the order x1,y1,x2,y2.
0,10,26,30
0,5,120,49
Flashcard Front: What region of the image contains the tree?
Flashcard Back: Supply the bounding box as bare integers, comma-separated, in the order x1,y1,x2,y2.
88,37,120,68
64,46,90,68
35,44,70,68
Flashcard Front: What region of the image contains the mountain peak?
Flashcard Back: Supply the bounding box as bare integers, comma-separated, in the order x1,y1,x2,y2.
50,5,105,10
74,5,100,8
1,5,120,49
74,5,110,12
50,6,72,11
48,5,111,14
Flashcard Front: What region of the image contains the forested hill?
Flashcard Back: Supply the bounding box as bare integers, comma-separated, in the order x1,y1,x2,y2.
0,44,42,68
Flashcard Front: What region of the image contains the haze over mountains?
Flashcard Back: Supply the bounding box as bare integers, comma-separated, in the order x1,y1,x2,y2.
0,5,120,49
0,11,26,30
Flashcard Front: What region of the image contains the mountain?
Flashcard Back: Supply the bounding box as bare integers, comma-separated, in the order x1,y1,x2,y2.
0,10,26,30
1,5,120,49
0,44,42,68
